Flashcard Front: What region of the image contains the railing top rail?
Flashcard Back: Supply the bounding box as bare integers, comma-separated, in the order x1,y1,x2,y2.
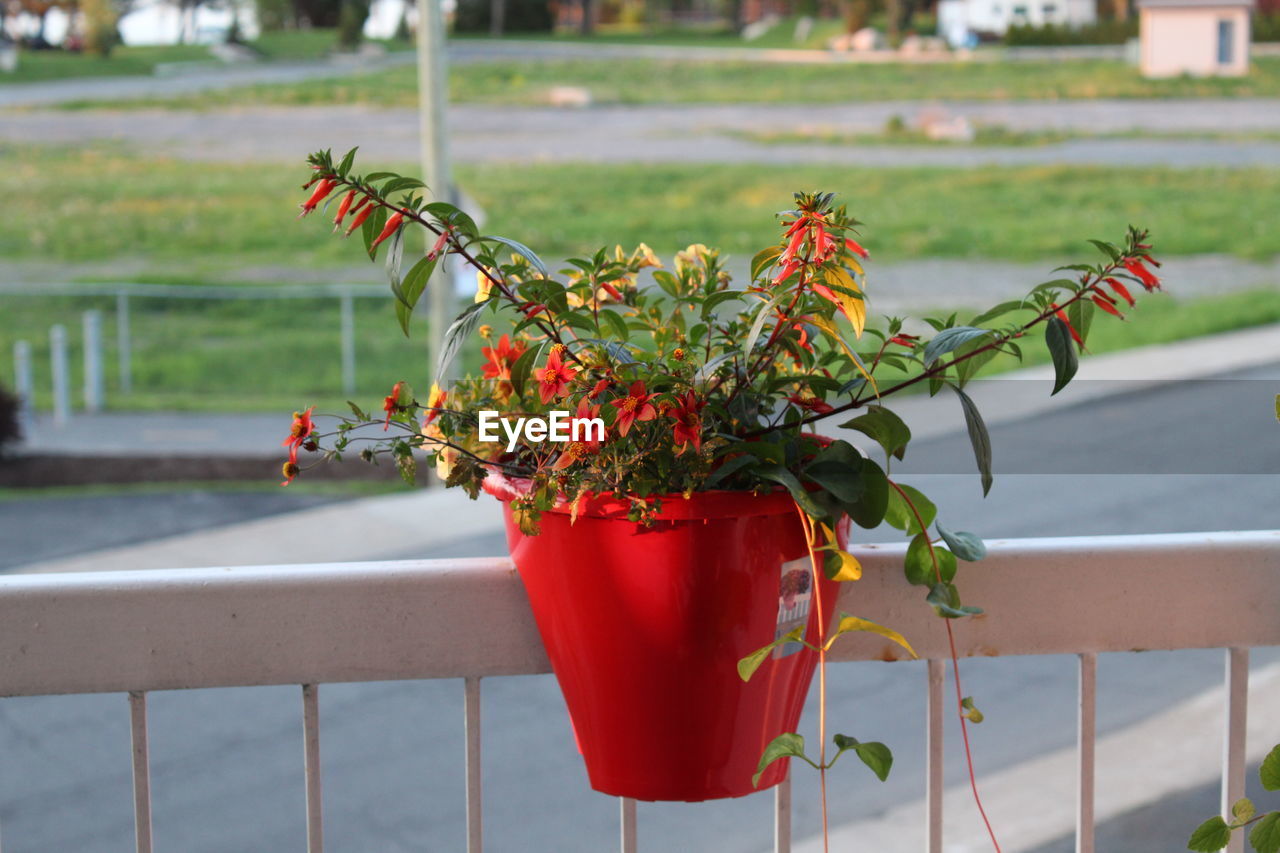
1,530,1276,699
0,282,392,300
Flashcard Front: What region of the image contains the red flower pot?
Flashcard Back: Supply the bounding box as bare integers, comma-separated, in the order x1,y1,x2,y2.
483,472,844,802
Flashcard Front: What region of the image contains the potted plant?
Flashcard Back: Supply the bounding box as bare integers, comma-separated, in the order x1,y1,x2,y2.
285,148,1162,808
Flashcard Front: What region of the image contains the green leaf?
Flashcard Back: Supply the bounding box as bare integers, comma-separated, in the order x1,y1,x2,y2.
652,270,681,297
380,176,425,195
904,533,935,586
884,484,936,535
969,300,1023,327
1088,239,1121,262
1261,743,1280,791
949,384,993,496
435,301,486,384
905,534,956,585
704,454,757,489
1251,812,1280,853
701,290,743,319
1045,317,1079,396
832,735,893,782
803,459,866,505
1187,816,1232,851
1232,798,1256,823
480,234,549,278
936,522,987,561
738,626,807,682
753,733,811,787
839,405,912,462
926,583,983,619
844,457,889,530
923,326,991,366
363,205,387,260
744,293,785,358
508,344,540,399
751,245,783,280
1068,298,1096,348
753,463,824,519
826,614,918,658
337,146,358,176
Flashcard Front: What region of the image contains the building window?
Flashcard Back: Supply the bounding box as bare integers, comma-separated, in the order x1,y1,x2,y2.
1043,3,1058,18
1218,19,1235,65
1012,4,1028,19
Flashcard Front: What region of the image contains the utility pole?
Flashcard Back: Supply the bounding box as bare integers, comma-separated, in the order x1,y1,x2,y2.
416,0,455,384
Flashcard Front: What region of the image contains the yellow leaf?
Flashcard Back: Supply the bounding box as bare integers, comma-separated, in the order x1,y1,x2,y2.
830,550,862,581
823,267,866,338
809,314,878,395
845,256,865,277
826,614,918,657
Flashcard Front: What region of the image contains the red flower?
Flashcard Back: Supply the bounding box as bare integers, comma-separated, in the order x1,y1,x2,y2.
298,179,335,217
370,211,405,251
889,333,919,348
344,203,375,237
1123,259,1161,292
666,390,705,455
1050,303,1084,348
481,334,527,397
1105,278,1136,307
537,347,578,404
844,237,870,259
794,323,814,353
382,381,408,430
553,397,606,470
588,378,612,399
610,380,659,437
331,189,358,230
280,406,316,485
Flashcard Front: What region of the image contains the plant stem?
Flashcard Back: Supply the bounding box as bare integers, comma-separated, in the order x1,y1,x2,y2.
795,506,831,853
888,479,1003,853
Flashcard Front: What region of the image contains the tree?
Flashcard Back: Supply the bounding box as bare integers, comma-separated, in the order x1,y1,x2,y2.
80,0,119,54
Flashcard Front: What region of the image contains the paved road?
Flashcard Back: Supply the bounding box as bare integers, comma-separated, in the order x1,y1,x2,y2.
6,100,1280,168
1,361,1277,852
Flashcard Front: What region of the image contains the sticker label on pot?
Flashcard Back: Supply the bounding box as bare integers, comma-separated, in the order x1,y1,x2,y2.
773,557,813,659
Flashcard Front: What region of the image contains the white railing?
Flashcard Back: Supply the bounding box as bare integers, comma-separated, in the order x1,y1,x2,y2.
1,531,1277,853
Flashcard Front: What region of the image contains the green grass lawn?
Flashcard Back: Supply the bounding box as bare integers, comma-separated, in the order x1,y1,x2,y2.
58,54,1280,108
0,30,413,85
2,143,1277,411
4,145,1278,267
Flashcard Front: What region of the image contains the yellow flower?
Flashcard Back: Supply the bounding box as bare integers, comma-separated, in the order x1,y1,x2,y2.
675,243,714,275
475,270,493,304
632,243,662,269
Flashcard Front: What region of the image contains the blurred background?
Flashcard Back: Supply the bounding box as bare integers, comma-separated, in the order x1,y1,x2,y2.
1,1,1279,850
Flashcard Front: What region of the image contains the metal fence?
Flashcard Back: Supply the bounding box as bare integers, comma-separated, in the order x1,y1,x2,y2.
1,530,1277,853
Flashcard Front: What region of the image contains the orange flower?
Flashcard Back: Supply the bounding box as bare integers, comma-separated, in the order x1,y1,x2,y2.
844,237,870,259
423,383,447,425
344,203,375,237
481,334,528,398
537,347,577,404
331,189,358,230
382,381,408,430
889,333,919,348
553,397,606,470
610,380,658,437
280,406,316,485
1105,278,1136,307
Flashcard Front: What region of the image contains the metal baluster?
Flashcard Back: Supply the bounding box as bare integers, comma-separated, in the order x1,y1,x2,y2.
129,691,153,853
926,659,944,853
620,797,637,853
303,684,324,853
465,677,483,853
1077,653,1097,853
1222,648,1249,853
774,770,792,853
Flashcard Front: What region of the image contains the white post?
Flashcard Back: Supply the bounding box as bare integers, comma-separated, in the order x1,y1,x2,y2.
49,324,70,427
416,0,455,381
340,292,356,396
83,310,104,413
13,340,33,432
117,292,133,396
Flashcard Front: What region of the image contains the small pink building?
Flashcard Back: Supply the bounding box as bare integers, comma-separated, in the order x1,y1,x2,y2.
1138,0,1253,77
